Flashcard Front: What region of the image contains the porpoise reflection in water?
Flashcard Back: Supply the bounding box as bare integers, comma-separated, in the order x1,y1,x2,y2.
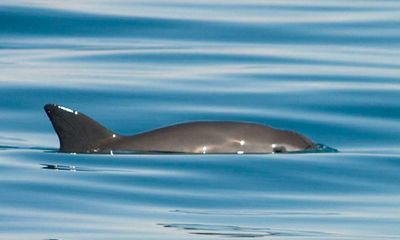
44,104,337,154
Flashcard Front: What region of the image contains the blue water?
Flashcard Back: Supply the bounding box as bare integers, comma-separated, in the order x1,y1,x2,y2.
1,1,400,239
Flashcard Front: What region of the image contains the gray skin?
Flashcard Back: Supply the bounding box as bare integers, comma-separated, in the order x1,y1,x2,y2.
44,104,317,154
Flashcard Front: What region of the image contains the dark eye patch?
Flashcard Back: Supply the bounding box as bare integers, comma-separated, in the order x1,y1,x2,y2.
272,145,287,153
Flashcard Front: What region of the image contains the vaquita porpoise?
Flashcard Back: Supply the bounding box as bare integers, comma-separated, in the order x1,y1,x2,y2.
44,104,337,154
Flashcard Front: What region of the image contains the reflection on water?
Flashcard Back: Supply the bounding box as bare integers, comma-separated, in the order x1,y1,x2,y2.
170,209,340,216
1,1,400,239
159,223,336,238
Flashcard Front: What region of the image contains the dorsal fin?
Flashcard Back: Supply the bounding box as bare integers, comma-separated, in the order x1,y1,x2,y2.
44,104,117,153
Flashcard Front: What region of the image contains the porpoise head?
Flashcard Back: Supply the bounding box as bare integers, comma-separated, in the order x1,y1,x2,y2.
267,129,338,153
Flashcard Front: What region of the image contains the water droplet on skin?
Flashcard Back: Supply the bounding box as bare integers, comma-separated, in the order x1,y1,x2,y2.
202,146,207,154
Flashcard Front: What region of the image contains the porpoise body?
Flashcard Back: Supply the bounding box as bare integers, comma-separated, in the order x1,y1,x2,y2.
44,104,334,154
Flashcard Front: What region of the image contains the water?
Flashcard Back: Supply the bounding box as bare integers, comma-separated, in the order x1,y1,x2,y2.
1,1,400,239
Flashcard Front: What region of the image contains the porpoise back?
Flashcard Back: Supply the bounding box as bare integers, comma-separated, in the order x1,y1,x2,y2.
44,104,325,154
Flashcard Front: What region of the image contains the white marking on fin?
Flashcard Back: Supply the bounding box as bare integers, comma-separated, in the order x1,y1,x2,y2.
110,150,114,156
237,151,244,154
58,105,74,113
112,134,116,138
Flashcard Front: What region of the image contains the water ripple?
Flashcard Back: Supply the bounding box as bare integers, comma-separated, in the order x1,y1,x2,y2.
1,1,400,239
159,223,337,238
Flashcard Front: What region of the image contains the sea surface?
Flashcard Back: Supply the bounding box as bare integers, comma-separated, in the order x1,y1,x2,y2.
1,1,400,239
